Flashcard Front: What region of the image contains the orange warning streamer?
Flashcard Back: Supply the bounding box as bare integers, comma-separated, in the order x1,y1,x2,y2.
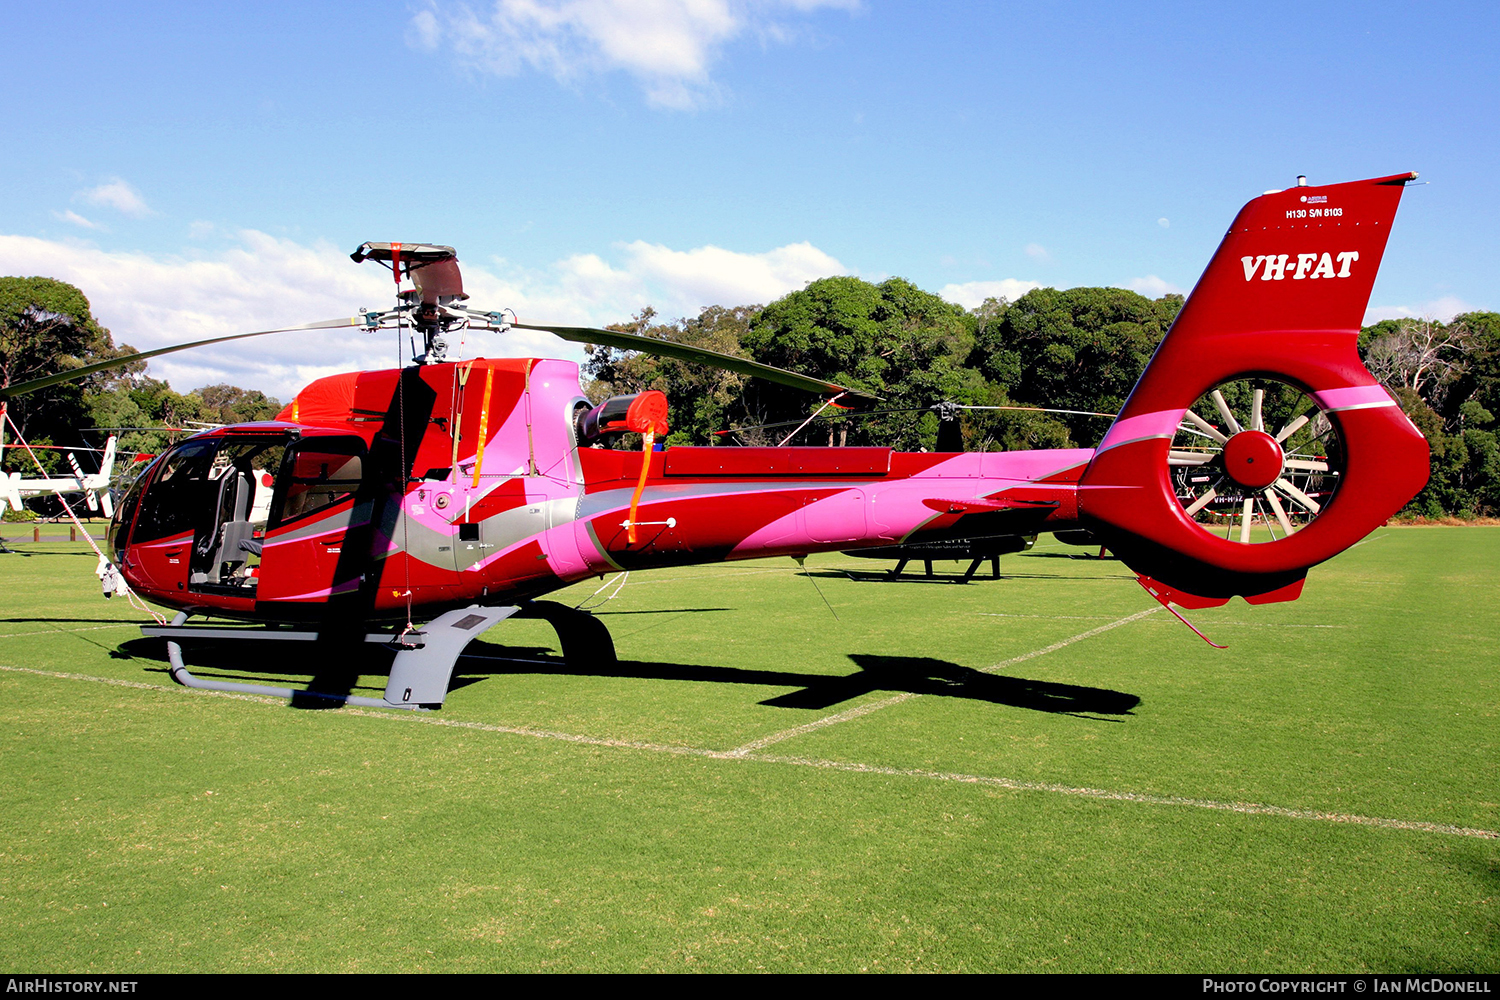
626,429,655,545
621,391,669,545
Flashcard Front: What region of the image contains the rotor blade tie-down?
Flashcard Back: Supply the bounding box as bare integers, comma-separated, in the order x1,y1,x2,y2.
1,409,159,619
779,393,845,447
451,361,472,480
626,430,655,546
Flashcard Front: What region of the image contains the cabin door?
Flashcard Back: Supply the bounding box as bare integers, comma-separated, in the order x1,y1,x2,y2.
256,437,370,604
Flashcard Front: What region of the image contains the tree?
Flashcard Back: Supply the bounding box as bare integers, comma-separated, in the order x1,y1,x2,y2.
1360,315,1500,517
1363,316,1473,407
0,276,137,471
583,305,758,446
743,277,984,450
970,287,1182,446
196,384,283,425
1439,312,1500,426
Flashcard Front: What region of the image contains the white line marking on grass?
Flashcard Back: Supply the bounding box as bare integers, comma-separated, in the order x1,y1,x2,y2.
747,754,1500,841
0,663,235,696
728,606,1163,756
0,624,142,640
975,606,1162,673
5,661,1495,841
977,613,1127,621
726,694,916,757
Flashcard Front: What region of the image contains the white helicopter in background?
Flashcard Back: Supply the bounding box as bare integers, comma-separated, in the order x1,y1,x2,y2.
1,435,119,519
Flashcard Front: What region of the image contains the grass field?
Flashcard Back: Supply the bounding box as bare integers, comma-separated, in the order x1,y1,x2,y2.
0,528,1495,972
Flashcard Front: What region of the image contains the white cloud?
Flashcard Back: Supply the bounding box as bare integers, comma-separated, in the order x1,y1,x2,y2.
1364,296,1477,325
0,231,846,401
54,210,103,230
938,279,1042,310
1023,242,1050,262
412,0,857,109
1157,218,1170,228
408,8,442,50
78,179,151,218
1126,275,1185,298
619,239,844,310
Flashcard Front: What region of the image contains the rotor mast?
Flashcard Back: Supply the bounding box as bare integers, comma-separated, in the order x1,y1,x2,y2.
349,242,483,364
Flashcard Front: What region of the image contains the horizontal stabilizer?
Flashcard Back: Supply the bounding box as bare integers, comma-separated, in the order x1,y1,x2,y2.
923,496,1060,514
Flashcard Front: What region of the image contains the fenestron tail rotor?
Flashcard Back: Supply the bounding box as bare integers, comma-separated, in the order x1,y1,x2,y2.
1170,378,1343,544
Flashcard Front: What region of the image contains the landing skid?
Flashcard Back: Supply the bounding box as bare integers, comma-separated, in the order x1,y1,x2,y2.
888,555,1003,582
143,600,617,710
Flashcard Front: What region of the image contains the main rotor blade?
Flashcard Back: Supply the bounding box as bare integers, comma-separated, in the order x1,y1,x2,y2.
513,323,882,405
0,317,366,400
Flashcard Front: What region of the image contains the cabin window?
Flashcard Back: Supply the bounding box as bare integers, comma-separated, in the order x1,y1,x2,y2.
271,438,366,527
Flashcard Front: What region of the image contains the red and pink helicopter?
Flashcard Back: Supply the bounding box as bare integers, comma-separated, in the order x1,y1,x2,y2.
3,173,1430,709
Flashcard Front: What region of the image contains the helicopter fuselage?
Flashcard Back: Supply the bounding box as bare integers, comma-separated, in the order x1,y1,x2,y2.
106,356,1090,624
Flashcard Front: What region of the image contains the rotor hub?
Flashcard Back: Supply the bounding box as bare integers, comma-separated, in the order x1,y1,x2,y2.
1222,430,1283,489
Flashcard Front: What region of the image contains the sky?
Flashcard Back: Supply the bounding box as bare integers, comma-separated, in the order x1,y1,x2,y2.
2,0,1496,402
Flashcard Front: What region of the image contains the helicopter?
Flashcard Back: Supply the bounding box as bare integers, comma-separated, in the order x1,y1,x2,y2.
1,435,118,519
0,172,1430,710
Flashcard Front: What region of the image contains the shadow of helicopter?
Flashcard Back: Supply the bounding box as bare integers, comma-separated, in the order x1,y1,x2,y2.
810,568,1135,584
1023,551,1121,561
113,634,1140,718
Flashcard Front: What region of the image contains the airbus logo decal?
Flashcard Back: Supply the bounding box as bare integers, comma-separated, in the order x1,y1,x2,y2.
1241,251,1358,281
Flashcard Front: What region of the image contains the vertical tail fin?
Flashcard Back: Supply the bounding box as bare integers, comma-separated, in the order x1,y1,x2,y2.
1078,173,1429,601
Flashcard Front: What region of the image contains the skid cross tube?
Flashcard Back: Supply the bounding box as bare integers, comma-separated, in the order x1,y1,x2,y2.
147,606,520,709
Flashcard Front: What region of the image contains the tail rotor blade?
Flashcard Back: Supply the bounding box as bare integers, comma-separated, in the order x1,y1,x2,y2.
1264,487,1295,536
1211,390,1242,435
1275,411,1313,444
1183,487,1218,517
1183,409,1228,444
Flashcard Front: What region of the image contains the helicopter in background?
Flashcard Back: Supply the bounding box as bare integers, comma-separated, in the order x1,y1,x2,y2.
1,435,119,520
0,174,1430,711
